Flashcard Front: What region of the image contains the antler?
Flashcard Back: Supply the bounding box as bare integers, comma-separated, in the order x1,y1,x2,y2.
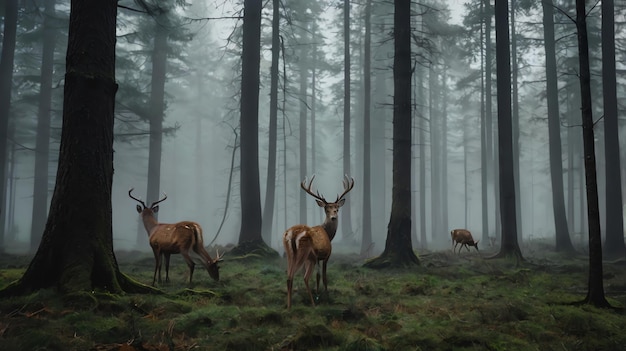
336,175,355,202
300,175,327,204
150,193,168,208
128,188,147,209
129,188,167,209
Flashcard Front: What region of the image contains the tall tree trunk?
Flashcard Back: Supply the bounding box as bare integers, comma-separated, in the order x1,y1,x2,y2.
542,0,575,253
364,0,419,269
30,0,58,253
235,0,274,256
360,0,372,256
140,12,168,248
600,0,625,259
429,66,442,246
298,39,308,225
1,0,150,296
510,0,522,240
481,0,492,244
418,65,427,250
575,0,610,307
441,71,449,240
490,0,522,260
261,0,280,245
0,0,18,250
342,0,353,241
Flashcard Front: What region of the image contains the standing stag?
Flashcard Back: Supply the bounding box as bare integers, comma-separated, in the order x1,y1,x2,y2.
283,175,354,309
129,189,222,285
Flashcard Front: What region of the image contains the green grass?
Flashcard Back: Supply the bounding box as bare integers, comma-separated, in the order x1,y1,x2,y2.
0,248,624,350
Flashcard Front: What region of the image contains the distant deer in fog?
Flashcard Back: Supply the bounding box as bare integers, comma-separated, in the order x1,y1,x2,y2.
451,229,479,253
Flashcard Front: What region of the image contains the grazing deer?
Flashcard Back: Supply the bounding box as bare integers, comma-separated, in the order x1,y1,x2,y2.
451,229,479,253
129,189,222,285
283,175,354,309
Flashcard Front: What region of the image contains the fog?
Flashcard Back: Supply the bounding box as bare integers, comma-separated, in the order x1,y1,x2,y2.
2,0,625,256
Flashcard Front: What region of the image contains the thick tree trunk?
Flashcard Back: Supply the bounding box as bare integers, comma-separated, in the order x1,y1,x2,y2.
1,0,151,296
364,0,418,269
490,0,523,261
235,0,275,258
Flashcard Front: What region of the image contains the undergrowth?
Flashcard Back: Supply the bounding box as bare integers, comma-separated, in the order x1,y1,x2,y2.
0,248,624,350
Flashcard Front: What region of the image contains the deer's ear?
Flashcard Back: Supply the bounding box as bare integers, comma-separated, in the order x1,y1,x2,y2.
136,205,142,213
337,198,346,207
316,199,325,207
152,205,159,213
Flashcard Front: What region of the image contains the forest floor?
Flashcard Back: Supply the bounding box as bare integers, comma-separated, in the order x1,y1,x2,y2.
0,242,625,351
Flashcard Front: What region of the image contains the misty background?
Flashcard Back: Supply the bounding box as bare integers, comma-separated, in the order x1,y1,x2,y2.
1,0,625,256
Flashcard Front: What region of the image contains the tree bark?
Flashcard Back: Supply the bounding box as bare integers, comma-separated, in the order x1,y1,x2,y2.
541,0,575,253
489,0,522,261
1,0,151,296
261,0,280,245
342,0,354,241
141,10,169,249
480,0,492,245
360,0,372,256
575,0,611,308
600,0,625,260
364,0,419,269
235,0,275,257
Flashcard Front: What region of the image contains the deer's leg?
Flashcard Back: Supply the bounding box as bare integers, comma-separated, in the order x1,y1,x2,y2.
180,252,196,284
303,259,316,307
152,249,161,286
164,253,171,283
322,259,329,292
315,262,321,294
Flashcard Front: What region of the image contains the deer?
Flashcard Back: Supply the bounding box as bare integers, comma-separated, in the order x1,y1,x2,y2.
451,229,479,253
283,175,354,309
129,188,222,286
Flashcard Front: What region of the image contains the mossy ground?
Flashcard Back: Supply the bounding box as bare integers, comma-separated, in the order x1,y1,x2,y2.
0,244,624,350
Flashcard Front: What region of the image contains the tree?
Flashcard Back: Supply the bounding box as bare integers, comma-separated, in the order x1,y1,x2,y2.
600,0,625,260
360,0,372,256
141,3,171,248
490,0,522,260
481,0,494,245
261,0,281,245
541,0,575,253
0,0,18,250
575,0,611,308
1,0,149,295
342,0,354,241
30,0,58,253
233,0,276,256
364,0,419,269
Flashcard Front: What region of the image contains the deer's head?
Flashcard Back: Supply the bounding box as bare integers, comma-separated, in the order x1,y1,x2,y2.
301,175,355,223
129,188,167,218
